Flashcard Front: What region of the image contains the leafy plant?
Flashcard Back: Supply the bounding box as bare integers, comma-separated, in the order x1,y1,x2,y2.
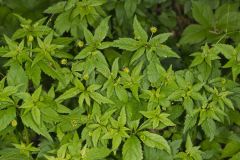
1,0,240,160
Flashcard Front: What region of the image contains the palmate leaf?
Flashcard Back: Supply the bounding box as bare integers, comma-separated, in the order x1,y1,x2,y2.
123,136,143,160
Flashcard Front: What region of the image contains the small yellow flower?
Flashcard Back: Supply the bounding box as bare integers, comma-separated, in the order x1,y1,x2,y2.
123,67,129,73
60,59,68,65
77,40,84,48
150,26,157,33
11,119,17,127
27,35,34,42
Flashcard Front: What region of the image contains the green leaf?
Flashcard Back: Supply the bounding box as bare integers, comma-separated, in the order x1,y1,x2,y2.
123,136,143,160
90,92,114,104
155,45,179,58
124,0,138,18
139,131,171,154
143,145,172,160
38,61,64,83
150,33,172,45
84,28,94,44
65,0,77,10
192,1,213,26
0,107,16,131
222,97,234,110
31,107,41,126
28,64,41,87
54,11,71,35
92,127,101,147
185,134,193,150
21,112,52,141
147,62,160,83
74,46,93,60
179,24,207,45
213,44,234,59
32,86,42,102
130,47,145,65
94,16,110,42
201,118,216,141
44,1,66,14
85,147,111,160
113,38,141,51
159,113,175,126
190,55,204,67
111,58,119,78
133,16,148,41
118,107,127,126
112,134,122,150
183,113,198,133
56,87,80,103
87,0,106,6
222,141,240,158
115,85,128,102
7,63,28,92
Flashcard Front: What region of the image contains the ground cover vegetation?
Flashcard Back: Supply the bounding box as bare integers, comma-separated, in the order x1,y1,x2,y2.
1,0,240,159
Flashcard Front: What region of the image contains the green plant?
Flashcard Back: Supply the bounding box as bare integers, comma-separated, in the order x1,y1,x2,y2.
1,0,240,160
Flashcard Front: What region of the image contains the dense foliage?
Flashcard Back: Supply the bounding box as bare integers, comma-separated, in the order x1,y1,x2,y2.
1,0,240,159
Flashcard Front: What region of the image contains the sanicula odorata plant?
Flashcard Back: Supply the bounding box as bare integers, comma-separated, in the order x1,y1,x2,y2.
1,0,240,160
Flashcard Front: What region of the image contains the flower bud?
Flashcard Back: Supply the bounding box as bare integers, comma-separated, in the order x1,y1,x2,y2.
60,59,68,65
27,35,34,42
150,26,157,33
11,119,17,127
123,67,129,73
77,40,84,48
